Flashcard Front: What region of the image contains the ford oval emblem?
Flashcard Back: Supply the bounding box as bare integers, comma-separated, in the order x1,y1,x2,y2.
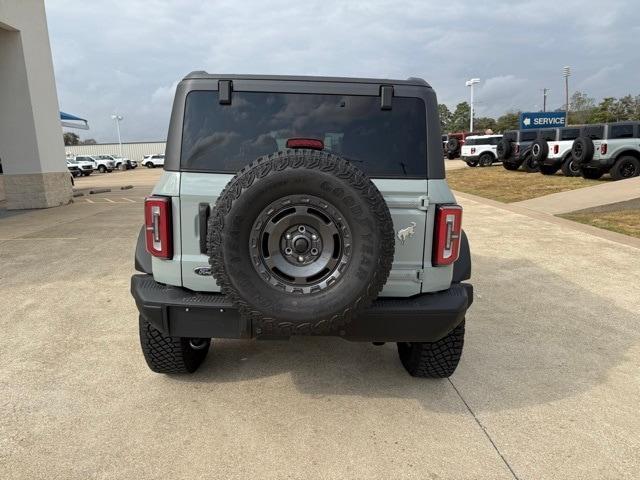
194,266,212,276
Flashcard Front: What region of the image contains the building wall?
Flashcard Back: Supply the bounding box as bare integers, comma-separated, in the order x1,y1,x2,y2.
0,0,72,209
65,142,167,162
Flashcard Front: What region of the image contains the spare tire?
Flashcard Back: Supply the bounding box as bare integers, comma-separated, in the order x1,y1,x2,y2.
447,138,460,153
496,139,512,160
207,150,395,336
530,139,549,162
572,137,595,164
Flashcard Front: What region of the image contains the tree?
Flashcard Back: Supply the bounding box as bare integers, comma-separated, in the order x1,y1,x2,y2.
612,95,640,121
495,111,520,132
438,104,452,132
63,132,79,146
568,91,595,124
474,116,497,132
448,102,470,132
589,97,617,123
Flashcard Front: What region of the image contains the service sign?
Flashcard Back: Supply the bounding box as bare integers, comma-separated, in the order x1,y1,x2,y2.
519,111,567,130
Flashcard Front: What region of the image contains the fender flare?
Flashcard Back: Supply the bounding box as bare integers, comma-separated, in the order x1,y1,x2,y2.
452,230,471,283
135,225,152,274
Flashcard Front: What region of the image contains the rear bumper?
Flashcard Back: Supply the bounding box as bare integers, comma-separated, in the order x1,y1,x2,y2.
580,157,615,169
130,274,473,342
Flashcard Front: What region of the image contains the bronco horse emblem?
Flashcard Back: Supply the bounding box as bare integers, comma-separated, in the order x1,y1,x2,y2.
397,222,417,245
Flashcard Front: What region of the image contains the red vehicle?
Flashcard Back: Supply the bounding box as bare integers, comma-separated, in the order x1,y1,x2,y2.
443,131,484,159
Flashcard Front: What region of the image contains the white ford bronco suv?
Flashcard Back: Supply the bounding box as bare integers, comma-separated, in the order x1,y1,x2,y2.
571,122,640,180
460,134,503,167
529,126,582,177
131,73,473,377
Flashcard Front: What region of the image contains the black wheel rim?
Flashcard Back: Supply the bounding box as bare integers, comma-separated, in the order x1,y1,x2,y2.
620,160,637,178
569,159,580,173
249,194,352,294
574,143,583,159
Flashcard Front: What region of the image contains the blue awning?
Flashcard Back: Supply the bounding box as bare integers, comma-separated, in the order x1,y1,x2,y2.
60,111,89,130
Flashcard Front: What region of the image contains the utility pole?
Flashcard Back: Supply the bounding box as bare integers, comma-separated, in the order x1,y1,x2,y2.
563,66,571,125
542,88,549,112
465,78,480,132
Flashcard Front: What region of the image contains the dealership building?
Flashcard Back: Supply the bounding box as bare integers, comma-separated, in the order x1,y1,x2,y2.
0,1,71,209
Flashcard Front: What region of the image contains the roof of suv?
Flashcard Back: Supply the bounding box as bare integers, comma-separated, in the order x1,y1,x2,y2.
183,71,430,87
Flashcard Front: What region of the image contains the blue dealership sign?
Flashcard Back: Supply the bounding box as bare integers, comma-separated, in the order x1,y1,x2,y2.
519,111,567,130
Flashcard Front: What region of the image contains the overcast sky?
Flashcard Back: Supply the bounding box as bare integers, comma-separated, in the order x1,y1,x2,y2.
46,0,640,143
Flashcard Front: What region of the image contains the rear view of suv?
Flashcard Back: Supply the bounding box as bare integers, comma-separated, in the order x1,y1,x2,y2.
497,129,555,172
131,73,473,378
530,126,582,176
572,122,640,180
461,134,503,167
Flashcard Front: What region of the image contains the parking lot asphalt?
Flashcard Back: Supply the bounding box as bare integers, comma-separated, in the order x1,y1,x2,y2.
1,169,639,479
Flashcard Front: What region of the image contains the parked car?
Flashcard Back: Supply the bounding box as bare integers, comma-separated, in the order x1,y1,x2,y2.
142,154,165,168
92,155,116,173
71,156,96,176
444,131,483,159
131,72,473,377
497,129,555,172
101,154,137,169
66,159,82,177
571,122,640,180
530,126,582,176
460,134,503,167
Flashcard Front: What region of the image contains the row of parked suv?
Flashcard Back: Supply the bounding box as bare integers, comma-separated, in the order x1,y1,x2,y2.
497,121,640,180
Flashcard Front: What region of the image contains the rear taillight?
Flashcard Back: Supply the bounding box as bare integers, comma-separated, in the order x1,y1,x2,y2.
433,205,463,266
554,144,559,154
145,196,172,259
601,143,607,154
515,144,520,154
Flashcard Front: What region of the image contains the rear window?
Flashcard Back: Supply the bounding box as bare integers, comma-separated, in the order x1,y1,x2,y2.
609,124,635,139
560,128,580,140
181,91,427,178
582,125,604,139
539,129,556,141
520,131,537,142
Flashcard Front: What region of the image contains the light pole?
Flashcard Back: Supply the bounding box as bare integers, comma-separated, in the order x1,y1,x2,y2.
465,78,480,132
111,114,123,159
542,88,549,112
563,66,571,125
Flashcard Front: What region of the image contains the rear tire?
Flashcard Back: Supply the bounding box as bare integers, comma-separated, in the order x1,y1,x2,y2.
139,317,210,373
502,161,520,171
522,155,540,173
466,158,479,167
581,168,604,180
561,156,581,177
539,164,560,175
478,153,493,167
610,156,640,181
98,165,106,173
397,320,465,378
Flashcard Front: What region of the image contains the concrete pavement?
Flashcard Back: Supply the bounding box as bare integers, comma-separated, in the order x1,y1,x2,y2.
513,176,640,214
1,169,639,479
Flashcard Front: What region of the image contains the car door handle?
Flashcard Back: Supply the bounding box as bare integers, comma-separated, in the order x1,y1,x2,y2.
198,203,210,254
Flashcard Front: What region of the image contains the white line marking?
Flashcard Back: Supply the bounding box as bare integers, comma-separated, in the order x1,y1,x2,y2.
103,198,115,203
121,198,136,203
85,198,94,203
